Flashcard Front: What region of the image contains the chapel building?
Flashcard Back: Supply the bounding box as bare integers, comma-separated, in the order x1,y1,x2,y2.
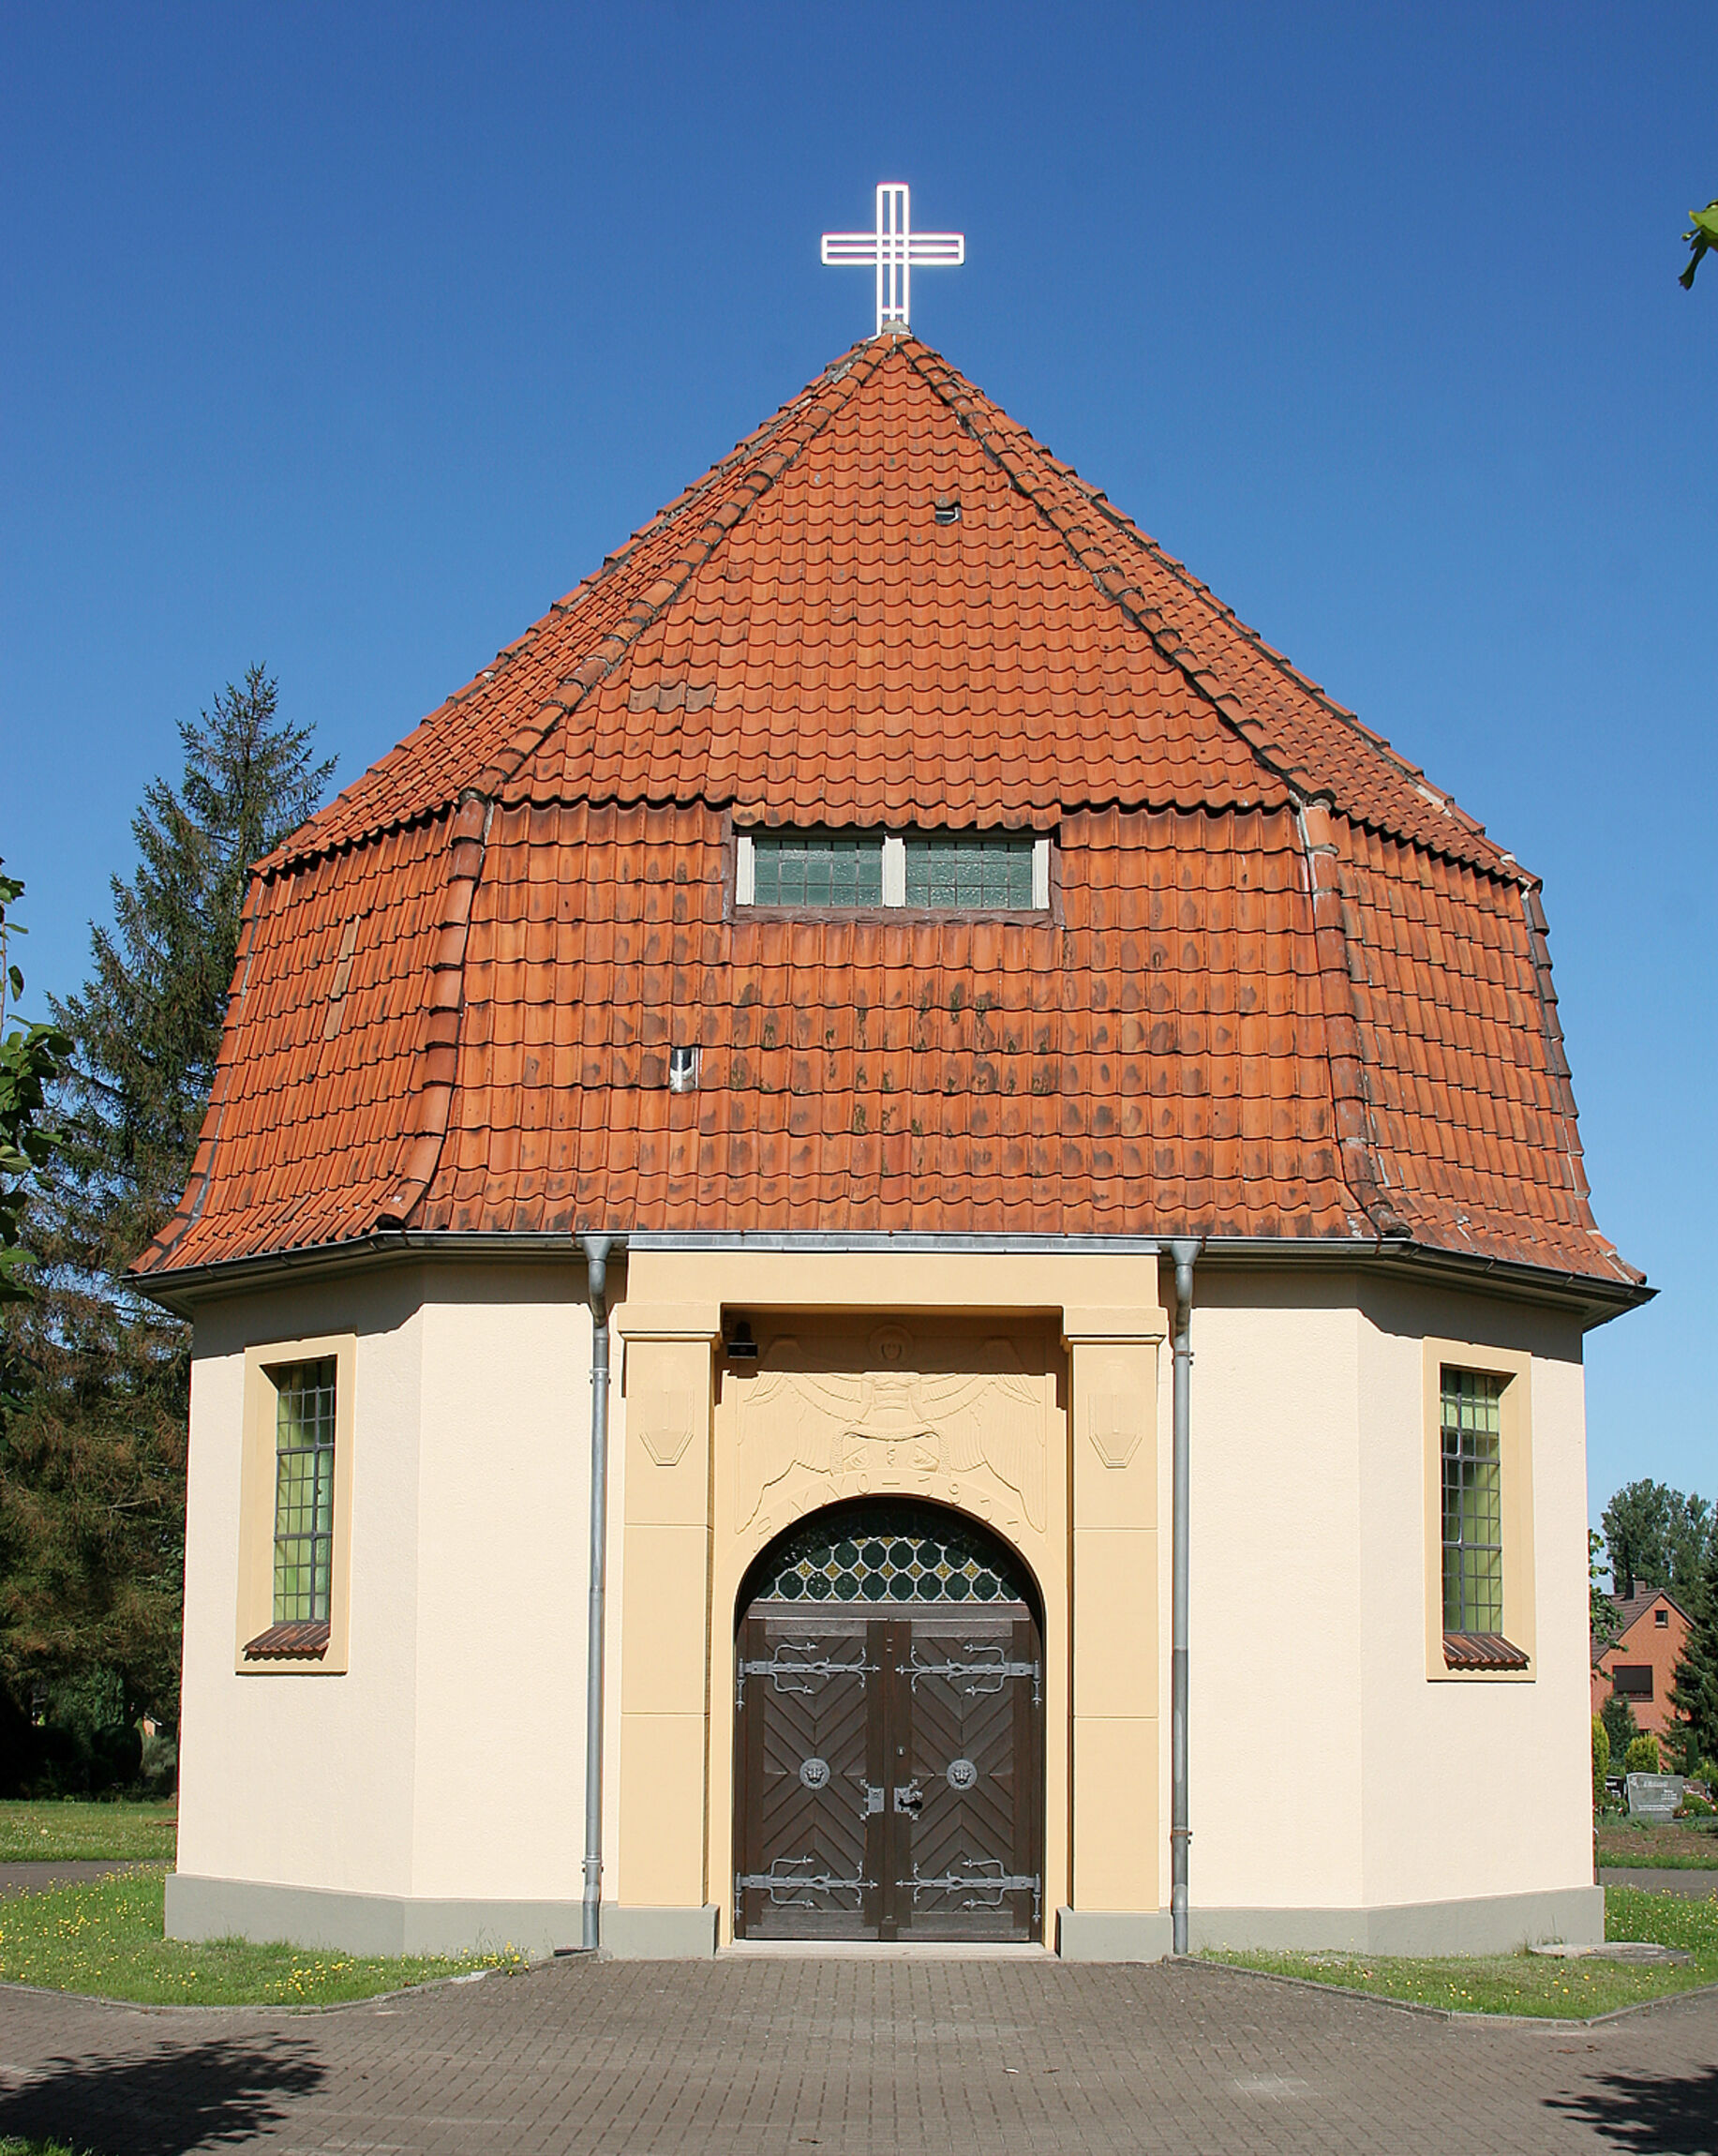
139,331,1647,1961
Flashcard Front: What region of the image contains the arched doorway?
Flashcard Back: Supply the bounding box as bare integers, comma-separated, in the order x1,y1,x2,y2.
734,1500,1044,1942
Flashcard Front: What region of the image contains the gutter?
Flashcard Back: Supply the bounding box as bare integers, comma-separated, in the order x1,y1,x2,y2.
1167,1237,1202,1956
578,1233,613,1954
130,1228,1651,1330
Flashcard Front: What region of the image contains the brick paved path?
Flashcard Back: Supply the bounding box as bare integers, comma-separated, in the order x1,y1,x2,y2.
0,1954,1713,2155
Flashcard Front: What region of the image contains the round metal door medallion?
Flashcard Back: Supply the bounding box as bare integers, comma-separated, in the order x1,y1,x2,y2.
946,1758,979,1791
799,1757,831,1790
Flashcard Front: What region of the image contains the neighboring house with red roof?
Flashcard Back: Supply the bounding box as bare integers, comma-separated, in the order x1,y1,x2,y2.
1593,1587,1691,1744
142,326,1648,1967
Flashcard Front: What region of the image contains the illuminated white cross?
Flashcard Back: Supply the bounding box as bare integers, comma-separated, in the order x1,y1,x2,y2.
821,183,964,337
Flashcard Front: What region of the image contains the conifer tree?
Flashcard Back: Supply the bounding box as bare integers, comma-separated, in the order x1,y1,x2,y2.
0,669,333,1739
1671,1531,1718,1774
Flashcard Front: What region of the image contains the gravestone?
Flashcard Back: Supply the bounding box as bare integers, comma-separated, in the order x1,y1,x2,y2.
1625,1772,1685,1820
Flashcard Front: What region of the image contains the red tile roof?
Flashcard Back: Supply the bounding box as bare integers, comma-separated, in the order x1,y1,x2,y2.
135,335,1641,1294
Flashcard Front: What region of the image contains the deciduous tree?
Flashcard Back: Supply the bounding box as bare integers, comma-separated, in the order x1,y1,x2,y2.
1601,1480,1714,1600
1681,199,1718,289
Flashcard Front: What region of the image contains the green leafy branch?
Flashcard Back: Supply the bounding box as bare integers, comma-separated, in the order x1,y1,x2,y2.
1681,200,1718,291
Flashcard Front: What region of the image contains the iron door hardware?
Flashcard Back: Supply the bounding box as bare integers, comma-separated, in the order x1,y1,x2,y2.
738,1645,876,1705
898,1645,1041,1705
903,1861,1042,1923
860,1782,886,1816
892,1781,924,1817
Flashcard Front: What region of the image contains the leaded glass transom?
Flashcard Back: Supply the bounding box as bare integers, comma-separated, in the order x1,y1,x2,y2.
750,1503,1029,1605
273,1356,336,1624
1441,1367,1504,1634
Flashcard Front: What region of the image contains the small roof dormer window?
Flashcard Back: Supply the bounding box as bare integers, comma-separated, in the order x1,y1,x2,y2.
736,829,1049,912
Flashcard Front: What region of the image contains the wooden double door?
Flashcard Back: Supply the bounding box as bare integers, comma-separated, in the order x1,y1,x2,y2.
735,1602,1043,1941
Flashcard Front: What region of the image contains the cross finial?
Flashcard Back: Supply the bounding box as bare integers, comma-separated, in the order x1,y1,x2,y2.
821,183,964,337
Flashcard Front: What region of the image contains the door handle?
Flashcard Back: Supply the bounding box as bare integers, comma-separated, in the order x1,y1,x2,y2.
893,1782,924,1817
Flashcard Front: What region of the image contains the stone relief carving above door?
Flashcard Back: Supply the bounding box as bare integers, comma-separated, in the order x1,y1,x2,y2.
732,1331,1047,1537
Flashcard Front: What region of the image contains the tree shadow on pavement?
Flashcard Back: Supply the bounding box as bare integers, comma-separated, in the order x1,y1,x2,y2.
0,2034,323,2154
1546,2063,1718,2154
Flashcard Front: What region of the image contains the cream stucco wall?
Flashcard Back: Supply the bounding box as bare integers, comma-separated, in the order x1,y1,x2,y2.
1185,1268,1592,1917
177,1263,592,1908
173,1242,1599,1955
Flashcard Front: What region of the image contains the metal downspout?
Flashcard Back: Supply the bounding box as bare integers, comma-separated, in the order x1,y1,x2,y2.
1168,1237,1202,1956
579,1235,613,1953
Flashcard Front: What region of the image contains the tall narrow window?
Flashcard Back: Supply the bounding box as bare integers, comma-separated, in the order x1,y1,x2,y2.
1441,1367,1504,1636
272,1357,337,1625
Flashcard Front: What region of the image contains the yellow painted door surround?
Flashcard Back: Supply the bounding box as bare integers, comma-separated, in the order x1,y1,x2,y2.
614,1255,1166,1951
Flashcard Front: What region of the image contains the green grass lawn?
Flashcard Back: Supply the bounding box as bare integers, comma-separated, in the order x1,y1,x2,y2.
1206,1884,1718,2019
0,2141,84,2156
0,1801,177,1864
0,1867,523,2006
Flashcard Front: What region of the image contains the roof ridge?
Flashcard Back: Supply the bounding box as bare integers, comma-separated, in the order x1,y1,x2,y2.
462,340,889,809
269,339,881,873
903,342,1516,877
357,344,896,1232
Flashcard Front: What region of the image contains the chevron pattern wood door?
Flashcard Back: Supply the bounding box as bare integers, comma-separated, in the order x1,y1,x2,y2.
892,1609,1042,1942
736,1602,1042,1941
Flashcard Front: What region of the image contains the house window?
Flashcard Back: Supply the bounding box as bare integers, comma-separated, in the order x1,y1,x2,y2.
236,1332,355,1671
1441,1368,1505,1635
738,829,1050,910
1613,1665,1654,1699
903,833,1036,909
1654,1609,1669,1627
1423,1341,1533,1679
271,1358,337,1624
749,831,883,908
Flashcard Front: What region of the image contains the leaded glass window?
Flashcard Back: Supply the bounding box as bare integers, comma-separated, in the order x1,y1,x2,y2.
273,1357,336,1624
739,830,1049,910
1441,1368,1504,1634
903,833,1036,909
750,832,883,907
749,1502,1029,1605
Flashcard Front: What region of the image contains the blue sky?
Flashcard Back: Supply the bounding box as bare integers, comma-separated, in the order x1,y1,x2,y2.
3,2,1712,1531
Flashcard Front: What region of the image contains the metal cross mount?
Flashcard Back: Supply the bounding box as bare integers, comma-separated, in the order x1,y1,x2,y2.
822,183,964,337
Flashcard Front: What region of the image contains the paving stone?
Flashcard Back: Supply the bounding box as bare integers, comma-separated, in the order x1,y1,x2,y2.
0,1954,1713,2154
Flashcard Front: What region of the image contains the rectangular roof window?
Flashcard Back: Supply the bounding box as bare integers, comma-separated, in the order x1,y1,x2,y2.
739,831,1049,911
904,834,1036,910
749,832,883,908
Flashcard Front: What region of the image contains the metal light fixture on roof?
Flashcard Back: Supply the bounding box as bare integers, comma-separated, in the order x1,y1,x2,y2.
668,1045,699,1094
